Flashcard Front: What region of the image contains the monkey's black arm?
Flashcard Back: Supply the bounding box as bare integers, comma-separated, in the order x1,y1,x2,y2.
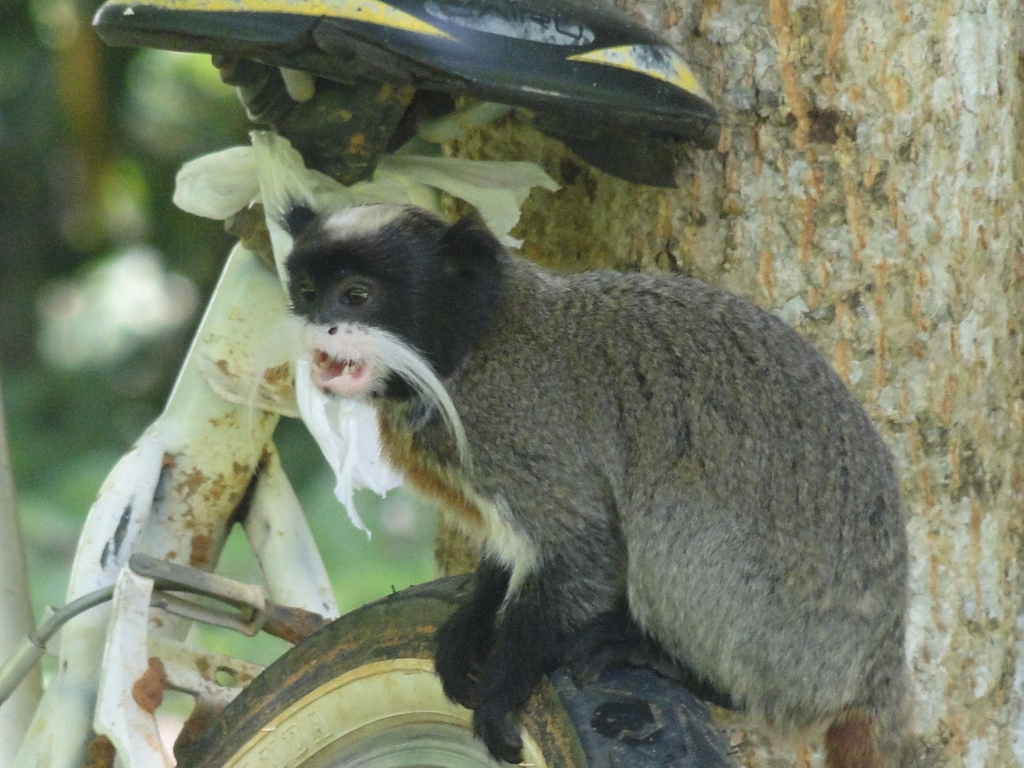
436,555,578,764
470,567,579,764
434,557,511,709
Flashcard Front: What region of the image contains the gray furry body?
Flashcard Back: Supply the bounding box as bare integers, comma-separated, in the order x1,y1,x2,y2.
432,256,907,729
284,204,909,765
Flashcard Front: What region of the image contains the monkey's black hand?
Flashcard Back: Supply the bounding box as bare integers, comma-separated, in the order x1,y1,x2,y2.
435,560,511,708
473,701,524,764
435,606,489,708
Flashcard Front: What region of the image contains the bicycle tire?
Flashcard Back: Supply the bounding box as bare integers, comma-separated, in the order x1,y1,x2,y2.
175,576,734,768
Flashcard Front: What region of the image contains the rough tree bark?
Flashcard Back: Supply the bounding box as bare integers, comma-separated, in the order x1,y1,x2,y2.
435,0,1024,765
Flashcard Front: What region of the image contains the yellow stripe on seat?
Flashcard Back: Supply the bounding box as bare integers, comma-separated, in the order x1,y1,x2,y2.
568,44,707,98
105,0,455,39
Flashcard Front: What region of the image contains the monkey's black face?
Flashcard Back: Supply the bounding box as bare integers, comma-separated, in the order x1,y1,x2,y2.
284,204,504,399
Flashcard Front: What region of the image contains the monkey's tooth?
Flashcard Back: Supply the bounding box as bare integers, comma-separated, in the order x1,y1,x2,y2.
321,358,345,378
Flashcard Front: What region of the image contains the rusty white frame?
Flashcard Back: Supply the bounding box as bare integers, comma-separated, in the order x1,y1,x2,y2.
14,242,339,768
6,116,556,768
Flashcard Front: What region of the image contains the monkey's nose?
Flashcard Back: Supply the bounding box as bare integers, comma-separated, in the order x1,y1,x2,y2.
328,326,338,335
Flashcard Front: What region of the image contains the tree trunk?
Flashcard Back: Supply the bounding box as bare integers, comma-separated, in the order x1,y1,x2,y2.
439,0,1024,765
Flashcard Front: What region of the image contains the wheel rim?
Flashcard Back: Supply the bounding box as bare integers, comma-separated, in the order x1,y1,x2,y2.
220,658,545,768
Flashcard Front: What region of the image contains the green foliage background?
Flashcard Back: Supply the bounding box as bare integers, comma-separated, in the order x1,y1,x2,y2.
0,0,437,667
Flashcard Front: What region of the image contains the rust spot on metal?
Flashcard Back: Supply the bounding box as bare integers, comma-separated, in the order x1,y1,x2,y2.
208,413,238,429
262,603,331,645
83,734,116,768
230,454,268,526
196,471,230,505
178,466,208,501
132,657,168,714
262,362,292,386
195,655,212,679
190,533,214,567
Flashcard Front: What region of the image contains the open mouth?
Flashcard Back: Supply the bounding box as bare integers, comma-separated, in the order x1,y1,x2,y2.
311,349,374,397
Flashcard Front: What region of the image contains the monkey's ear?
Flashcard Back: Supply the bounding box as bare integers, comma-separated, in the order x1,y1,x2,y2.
282,203,318,238
439,215,504,276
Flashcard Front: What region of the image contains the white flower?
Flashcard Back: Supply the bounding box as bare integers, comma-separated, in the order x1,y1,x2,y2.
172,129,557,534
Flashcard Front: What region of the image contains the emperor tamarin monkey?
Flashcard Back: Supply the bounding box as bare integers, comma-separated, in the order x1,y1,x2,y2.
283,203,909,768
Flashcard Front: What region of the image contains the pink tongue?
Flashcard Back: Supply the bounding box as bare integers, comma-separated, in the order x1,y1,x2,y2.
326,359,347,377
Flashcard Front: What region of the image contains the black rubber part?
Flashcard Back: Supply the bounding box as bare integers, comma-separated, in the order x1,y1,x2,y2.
174,576,735,768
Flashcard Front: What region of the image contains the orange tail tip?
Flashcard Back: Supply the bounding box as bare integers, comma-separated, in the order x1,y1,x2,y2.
824,711,884,768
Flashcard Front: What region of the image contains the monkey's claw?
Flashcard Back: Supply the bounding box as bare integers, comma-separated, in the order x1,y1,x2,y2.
473,703,524,764
436,663,481,709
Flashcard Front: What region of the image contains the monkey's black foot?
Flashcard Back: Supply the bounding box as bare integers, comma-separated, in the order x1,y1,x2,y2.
434,616,485,708
435,608,496,707
563,609,653,686
563,610,737,710
473,701,523,764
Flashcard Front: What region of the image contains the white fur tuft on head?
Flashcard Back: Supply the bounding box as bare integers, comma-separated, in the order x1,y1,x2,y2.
322,204,410,242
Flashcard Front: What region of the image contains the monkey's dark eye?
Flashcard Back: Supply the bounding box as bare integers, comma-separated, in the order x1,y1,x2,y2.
294,274,316,301
344,284,370,306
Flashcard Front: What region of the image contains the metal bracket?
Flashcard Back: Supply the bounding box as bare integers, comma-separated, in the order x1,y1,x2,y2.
130,553,331,643
130,553,267,637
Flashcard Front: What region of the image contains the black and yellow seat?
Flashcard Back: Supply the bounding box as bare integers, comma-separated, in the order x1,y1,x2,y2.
89,2,732,765
93,0,718,185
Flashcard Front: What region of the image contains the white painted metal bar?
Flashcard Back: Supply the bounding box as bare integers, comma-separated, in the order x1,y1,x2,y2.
243,444,339,619
15,244,286,768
